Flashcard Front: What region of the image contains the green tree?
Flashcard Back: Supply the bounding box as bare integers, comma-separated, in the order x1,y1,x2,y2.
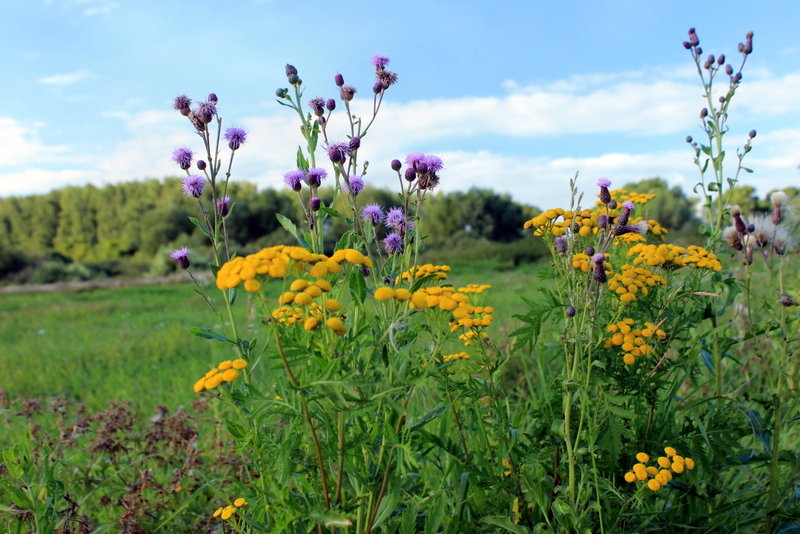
623,177,696,231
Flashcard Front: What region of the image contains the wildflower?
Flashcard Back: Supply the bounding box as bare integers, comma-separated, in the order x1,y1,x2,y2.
194,100,217,124
326,317,346,335
327,142,350,164
723,226,744,250
181,175,205,198
224,127,247,150
597,178,612,204
377,69,398,89
170,248,190,269
404,168,417,182
334,73,344,87
172,147,193,170
591,253,607,283
340,85,357,102
385,207,407,230
306,168,327,188
374,287,395,301
636,452,650,463
232,359,247,369
732,205,747,234
284,169,305,191
771,191,788,224
348,137,361,150
173,94,192,116
371,54,390,69
197,159,207,171
216,196,231,217
325,98,336,111
234,497,247,507
617,201,634,225
308,97,325,117
566,305,576,317
344,175,364,196
383,233,403,254
362,204,384,225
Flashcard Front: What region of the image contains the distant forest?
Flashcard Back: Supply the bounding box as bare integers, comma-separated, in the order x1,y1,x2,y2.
0,176,789,284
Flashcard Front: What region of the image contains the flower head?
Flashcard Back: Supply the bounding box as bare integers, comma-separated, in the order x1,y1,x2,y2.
172,147,193,170
383,232,403,254
284,169,305,191
224,127,247,150
423,155,443,173
308,97,325,117
216,196,231,217
385,207,406,229
377,70,398,89
405,152,425,169
194,101,217,124
345,175,365,196
597,178,611,188
305,167,327,187
173,95,191,115
371,54,390,69
170,247,190,269
361,204,384,225
327,142,350,164
181,175,205,198
340,85,357,102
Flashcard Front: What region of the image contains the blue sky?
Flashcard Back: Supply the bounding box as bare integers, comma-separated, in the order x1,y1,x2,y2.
2,0,799,208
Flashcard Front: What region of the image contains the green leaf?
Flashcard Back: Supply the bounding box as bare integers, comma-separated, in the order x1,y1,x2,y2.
349,270,366,303
408,405,447,431
0,480,30,509
189,327,233,343
320,206,341,219
187,216,213,238
295,146,308,171
479,516,528,534
276,213,308,247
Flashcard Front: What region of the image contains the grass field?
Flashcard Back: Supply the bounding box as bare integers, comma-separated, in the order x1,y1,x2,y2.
0,262,538,413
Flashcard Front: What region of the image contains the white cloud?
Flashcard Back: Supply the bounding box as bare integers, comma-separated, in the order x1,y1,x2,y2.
0,168,92,196
0,118,70,166
38,69,89,86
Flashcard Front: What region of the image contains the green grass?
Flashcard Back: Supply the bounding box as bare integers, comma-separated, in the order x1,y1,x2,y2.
0,263,541,411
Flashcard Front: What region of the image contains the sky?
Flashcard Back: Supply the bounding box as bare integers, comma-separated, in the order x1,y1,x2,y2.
1,0,799,209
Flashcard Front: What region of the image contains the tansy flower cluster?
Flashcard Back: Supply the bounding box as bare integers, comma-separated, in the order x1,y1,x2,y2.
193,359,248,392
628,243,722,271
573,253,614,274
609,189,656,206
523,208,594,237
397,264,450,282
373,286,412,302
458,284,492,294
442,351,470,362
212,497,248,520
216,246,372,291
406,285,495,345
607,265,667,303
623,447,695,491
605,318,667,365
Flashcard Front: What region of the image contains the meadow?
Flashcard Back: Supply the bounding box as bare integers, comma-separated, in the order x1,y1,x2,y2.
2,27,799,534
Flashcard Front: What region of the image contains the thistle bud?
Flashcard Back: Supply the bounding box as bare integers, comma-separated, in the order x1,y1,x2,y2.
326,98,336,111
207,93,218,103
725,64,734,76
361,266,371,277
391,159,402,171
585,246,595,256
742,31,753,55
197,160,207,171
348,137,361,150
607,200,617,210
700,108,708,118
373,81,384,94
566,305,576,318
288,74,300,85
732,206,747,233
285,64,298,77
779,294,796,307
555,236,567,255
748,129,756,139
687,27,699,46
310,197,321,211
685,136,693,143
334,73,344,87
717,54,725,65
404,168,416,182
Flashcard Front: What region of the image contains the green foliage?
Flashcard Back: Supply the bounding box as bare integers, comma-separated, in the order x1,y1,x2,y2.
623,177,697,231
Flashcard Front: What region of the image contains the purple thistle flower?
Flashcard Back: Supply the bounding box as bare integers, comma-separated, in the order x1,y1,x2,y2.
173,95,192,116
224,127,247,150
309,97,325,117
591,253,605,264
555,236,567,255
617,201,634,225
340,85,357,102
348,137,361,150
181,175,205,198
172,147,193,170
405,152,425,169
194,101,217,124
345,175,364,196
170,247,190,269
597,178,612,204
284,169,305,191
383,232,403,254
591,254,607,283
371,54,390,69
361,204,384,225
306,167,327,188
377,70,398,89
216,196,231,217
327,142,350,164
385,207,406,230
597,178,611,188
422,155,443,173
